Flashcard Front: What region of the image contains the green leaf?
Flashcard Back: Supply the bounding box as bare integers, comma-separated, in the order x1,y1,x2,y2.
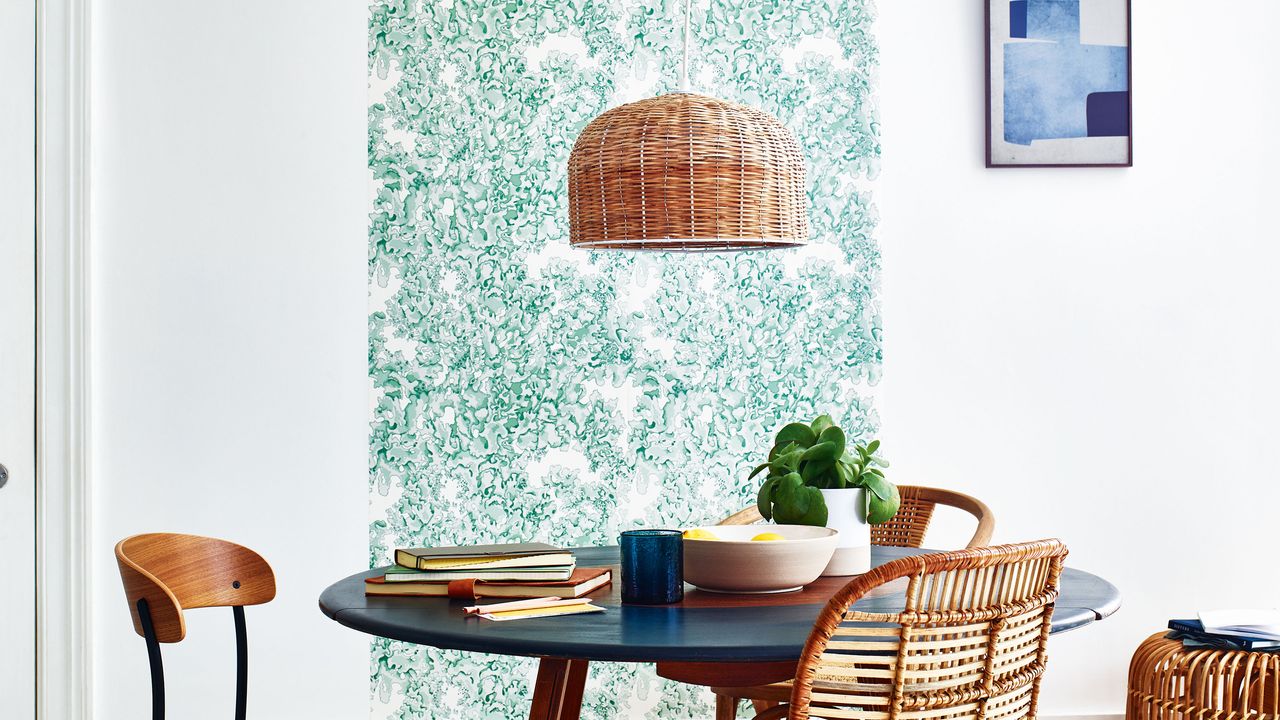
774,423,817,450
795,486,829,526
800,457,835,484
747,463,770,480
773,493,808,524
778,496,803,520
839,455,862,476
866,483,901,524
861,473,894,501
771,473,809,523
869,455,889,468
769,449,804,474
810,414,834,436
833,461,853,489
816,426,846,459
768,441,800,461
865,439,881,455
756,476,778,520
774,475,828,527
800,441,839,463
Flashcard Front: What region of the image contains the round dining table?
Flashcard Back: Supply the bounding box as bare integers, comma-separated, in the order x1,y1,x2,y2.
319,545,1120,720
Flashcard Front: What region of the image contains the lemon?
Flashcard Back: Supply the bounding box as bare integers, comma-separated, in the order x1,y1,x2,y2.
751,532,785,542
682,528,720,540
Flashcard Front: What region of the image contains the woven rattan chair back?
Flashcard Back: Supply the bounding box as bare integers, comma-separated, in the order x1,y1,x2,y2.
720,486,995,549
787,539,1067,720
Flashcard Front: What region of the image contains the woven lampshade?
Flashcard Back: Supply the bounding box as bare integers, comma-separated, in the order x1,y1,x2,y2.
567,92,808,252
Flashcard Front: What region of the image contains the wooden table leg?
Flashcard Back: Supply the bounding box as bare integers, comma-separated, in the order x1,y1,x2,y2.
528,657,589,720
715,693,739,720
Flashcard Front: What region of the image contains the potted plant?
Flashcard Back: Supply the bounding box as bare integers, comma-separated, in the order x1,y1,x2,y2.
749,414,899,575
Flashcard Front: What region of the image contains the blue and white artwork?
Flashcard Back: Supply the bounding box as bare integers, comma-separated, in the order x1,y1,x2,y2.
988,0,1131,166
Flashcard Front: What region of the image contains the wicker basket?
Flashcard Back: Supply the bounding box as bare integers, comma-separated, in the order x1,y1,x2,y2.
567,92,808,252
1128,633,1280,720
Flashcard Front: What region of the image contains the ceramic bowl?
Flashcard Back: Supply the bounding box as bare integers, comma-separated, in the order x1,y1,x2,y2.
681,524,839,594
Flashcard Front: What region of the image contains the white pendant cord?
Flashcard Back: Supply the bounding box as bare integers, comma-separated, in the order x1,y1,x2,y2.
680,0,692,91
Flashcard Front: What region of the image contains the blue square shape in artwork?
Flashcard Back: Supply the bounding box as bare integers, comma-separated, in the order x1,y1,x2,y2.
1025,0,1080,42
1086,91,1130,137
1010,1,1028,38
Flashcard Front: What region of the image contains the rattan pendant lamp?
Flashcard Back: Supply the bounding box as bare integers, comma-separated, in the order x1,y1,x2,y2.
567,0,808,252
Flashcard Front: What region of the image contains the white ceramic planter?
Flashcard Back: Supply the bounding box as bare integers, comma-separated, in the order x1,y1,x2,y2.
819,488,871,576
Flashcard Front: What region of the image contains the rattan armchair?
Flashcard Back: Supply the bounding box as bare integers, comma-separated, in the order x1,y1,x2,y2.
705,486,997,718
715,539,1068,720
720,485,996,550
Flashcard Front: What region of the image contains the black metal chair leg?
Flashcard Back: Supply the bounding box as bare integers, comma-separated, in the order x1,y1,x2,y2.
136,599,248,720
233,606,247,720
137,599,165,720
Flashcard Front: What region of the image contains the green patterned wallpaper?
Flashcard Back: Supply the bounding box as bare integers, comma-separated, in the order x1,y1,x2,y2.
368,0,880,717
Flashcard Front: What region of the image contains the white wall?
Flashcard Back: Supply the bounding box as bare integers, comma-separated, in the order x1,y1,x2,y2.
85,0,1280,717
89,2,368,719
878,1,1280,716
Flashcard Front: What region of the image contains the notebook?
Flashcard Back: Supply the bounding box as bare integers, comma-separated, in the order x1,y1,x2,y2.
478,603,604,621
1198,609,1280,641
365,567,612,599
384,564,576,583
395,543,572,571
475,599,605,622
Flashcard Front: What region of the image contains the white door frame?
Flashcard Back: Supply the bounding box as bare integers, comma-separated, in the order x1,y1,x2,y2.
2,0,37,714
36,0,92,717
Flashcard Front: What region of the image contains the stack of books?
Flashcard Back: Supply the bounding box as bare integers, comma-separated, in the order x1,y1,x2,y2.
1168,609,1280,651
366,542,611,601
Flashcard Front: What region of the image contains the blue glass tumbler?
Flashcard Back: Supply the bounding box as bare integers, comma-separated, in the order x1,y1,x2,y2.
619,529,684,604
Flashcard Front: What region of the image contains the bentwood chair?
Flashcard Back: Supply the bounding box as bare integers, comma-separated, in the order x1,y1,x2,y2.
115,533,277,720
715,539,1068,720
707,486,995,718
719,485,996,549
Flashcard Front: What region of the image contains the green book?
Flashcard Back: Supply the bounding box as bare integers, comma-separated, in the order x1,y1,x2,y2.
384,563,576,583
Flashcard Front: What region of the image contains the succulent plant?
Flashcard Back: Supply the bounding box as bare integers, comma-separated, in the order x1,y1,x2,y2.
749,414,899,527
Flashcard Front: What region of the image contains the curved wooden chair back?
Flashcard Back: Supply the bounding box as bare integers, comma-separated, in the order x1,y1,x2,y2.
115,533,276,720
785,539,1067,720
721,485,995,549
116,533,276,643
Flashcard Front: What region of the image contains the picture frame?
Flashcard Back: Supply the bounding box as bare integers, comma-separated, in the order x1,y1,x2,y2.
985,0,1132,168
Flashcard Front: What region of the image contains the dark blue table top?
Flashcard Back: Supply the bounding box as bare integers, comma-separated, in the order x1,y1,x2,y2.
319,545,1120,663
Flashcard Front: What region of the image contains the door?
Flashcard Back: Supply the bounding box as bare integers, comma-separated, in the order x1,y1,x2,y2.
0,0,37,716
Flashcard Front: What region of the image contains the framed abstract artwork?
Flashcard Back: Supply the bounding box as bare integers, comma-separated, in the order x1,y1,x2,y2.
986,0,1132,167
